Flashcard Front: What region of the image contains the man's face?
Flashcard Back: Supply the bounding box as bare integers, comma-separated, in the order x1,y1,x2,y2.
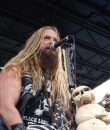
37,29,59,70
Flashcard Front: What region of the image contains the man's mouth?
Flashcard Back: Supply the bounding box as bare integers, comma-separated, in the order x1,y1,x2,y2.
38,49,58,70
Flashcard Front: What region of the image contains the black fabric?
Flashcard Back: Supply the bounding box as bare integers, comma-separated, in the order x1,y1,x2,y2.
16,73,52,126
71,116,77,129
0,117,8,130
0,73,51,129
11,123,26,130
17,73,35,116
26,124,56,130
22,88,52,126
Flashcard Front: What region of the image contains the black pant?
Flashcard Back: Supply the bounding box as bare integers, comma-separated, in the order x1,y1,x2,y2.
0,117,8,130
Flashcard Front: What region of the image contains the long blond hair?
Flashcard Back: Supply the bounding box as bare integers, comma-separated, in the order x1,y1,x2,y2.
3,26,70,109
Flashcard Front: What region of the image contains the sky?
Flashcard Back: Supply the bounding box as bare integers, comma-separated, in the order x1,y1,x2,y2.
93,79,110,103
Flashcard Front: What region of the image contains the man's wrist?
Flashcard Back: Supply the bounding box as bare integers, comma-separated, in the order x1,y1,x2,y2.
11,123,26,130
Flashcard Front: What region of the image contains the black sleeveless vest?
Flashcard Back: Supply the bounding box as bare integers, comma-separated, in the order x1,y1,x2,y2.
17,73,52,126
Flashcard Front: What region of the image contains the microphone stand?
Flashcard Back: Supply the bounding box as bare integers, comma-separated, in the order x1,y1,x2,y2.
64,35,77,89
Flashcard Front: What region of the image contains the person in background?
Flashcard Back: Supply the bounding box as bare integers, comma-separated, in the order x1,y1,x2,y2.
104,93,110,112
0,26,76,130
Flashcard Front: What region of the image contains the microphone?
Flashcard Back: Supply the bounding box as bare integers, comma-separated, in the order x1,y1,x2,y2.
50,35,73,50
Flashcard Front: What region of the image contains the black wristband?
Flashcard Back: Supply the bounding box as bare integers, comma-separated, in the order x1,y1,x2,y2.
11,123,26,130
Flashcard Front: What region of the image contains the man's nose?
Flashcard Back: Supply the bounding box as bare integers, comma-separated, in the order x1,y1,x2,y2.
49,39,55,46
50,38,55,43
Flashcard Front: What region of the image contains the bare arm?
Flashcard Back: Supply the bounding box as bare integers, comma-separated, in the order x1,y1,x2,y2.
0,69,23,129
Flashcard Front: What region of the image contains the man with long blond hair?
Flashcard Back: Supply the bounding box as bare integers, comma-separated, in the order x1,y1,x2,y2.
0,26,76,130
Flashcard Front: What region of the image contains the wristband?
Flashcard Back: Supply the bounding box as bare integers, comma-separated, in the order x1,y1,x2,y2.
11,123,26,130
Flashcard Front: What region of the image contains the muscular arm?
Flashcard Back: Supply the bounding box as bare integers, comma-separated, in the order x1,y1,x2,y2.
0,69,23,129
